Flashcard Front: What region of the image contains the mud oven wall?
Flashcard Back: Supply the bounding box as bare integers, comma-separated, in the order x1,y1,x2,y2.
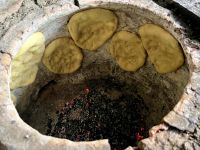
0,0,200,150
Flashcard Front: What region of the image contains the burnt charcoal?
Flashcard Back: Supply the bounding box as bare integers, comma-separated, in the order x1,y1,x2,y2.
46,77,147,150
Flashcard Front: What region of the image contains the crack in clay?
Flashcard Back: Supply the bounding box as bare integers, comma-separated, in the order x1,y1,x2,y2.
74,0,80,7
191,87,200,96
33,0,42,8
36,80,57,100
0,51,12,59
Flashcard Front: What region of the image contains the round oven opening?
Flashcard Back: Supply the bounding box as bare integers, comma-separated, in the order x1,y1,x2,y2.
9,3,189,150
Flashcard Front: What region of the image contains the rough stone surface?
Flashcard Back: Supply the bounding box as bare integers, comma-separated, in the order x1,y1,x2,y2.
152,0,200,42
36,0,74,7
173,0,200,17
140,129,200,150
0,0,200,150
0,0,23,22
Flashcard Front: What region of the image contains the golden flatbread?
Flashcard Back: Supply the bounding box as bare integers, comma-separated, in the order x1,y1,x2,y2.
10,32,45,89
67,8,118,51
42,37,83,74
109,31,146,72
138,24,184,73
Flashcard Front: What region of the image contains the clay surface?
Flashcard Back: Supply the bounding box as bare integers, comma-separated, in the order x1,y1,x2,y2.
0,0,23,22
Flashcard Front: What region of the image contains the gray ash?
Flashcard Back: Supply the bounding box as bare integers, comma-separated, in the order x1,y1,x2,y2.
46,77,147,150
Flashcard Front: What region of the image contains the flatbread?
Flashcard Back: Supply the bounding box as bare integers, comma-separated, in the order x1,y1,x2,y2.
67,8,118,51
42,37,83,74
109,31,146,72
139,24,184,73
10,32,45,89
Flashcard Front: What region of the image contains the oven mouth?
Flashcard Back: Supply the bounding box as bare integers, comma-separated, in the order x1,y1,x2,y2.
19,59,188,149
13,5,189,149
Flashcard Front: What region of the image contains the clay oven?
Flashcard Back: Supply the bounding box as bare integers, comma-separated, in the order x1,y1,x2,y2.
0,0,200,150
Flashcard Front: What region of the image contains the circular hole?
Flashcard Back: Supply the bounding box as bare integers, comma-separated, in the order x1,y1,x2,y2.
10,4,190,150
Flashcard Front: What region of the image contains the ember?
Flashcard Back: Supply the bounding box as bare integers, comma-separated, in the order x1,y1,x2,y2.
84,86,90,94
135,133,144,141
45,77,147,150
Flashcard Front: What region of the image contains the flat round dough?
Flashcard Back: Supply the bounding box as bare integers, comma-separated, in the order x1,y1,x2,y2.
10,32,45,89
109,31,146,72
42,37,83,74
67,8,118,51
138,24,184,73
